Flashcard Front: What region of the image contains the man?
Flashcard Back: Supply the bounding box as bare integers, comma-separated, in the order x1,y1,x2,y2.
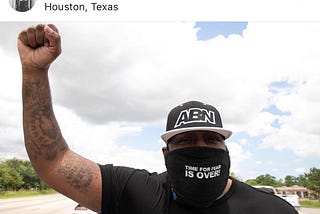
18,24,297,214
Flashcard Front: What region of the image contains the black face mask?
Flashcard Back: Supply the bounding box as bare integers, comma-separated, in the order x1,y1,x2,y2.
165,147,230,208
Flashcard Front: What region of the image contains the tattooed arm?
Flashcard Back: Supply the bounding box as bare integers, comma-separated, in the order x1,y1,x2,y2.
18,24,101,212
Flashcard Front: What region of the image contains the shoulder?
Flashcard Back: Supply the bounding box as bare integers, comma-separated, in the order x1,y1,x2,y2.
233,179,276,196
230,179,297,213
99,164,168,185
233,179,281,200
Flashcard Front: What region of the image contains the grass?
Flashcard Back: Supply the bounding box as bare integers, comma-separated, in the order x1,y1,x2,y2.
0,189,56,199
300,199,320,208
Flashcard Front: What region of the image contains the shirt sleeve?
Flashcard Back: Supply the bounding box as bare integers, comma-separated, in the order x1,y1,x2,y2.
99,164,167,214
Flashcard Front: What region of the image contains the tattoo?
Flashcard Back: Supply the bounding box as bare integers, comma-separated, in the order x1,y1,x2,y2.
58,154,94,192
22,74,96,195
23,77,68,161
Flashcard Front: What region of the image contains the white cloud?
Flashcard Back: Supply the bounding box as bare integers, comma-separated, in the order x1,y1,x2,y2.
256,161,262,165
295,167,306,174
267,161,273,165
227,142,251,174
54,104,166,172
1,22,320,173
260,125,320,158
0,49,25,159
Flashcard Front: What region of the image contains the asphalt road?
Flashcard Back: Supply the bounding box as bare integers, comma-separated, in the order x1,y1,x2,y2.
0,194,319,214
0,193,77,214
300,208,320,214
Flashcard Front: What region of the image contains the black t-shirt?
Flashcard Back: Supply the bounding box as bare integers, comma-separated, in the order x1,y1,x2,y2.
99,164,298,214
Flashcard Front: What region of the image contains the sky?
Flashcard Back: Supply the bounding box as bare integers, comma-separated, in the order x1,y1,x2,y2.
0,22,319,181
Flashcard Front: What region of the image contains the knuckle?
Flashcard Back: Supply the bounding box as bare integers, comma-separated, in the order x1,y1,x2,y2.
27,26,35,33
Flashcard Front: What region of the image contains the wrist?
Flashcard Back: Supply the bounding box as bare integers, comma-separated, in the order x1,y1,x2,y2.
22,65,49,83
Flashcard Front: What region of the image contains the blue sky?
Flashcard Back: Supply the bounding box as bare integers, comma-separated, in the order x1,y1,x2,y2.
194,22,248,40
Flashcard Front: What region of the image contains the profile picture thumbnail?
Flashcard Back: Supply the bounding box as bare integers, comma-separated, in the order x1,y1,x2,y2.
9,0,36,12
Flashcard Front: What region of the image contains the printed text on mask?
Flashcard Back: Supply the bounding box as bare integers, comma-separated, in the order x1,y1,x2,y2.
185,165,221,179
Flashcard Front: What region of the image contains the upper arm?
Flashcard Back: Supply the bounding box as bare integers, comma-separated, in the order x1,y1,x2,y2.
41,149,102,213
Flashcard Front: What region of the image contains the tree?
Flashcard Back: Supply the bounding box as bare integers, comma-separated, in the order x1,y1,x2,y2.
255,174,278,186
0,161,24,191
284,175,297,187
245,174,284,187
305,167,320,200
0,158,49,191
245,179,258,186
230,172,242,181
296,174,307,187
19,160,41,189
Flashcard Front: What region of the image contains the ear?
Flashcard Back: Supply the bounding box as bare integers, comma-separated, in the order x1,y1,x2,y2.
162,146,168,161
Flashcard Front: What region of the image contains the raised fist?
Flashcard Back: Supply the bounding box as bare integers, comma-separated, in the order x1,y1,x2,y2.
17,24,62,70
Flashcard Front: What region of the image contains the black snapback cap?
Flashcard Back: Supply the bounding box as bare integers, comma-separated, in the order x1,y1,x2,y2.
161,101,232,143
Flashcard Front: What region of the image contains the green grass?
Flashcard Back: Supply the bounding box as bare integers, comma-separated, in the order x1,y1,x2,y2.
300,199,320,208
0,189,56,199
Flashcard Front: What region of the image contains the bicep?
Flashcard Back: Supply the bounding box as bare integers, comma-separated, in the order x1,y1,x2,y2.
45,150,102,213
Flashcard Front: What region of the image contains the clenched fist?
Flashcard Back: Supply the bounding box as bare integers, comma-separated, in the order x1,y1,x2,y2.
17,24,61,71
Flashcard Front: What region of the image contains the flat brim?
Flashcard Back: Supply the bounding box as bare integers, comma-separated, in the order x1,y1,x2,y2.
161,127,232,143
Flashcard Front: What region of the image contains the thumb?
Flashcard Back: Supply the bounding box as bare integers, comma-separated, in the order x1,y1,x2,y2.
44,25,61,56
44,25,61,48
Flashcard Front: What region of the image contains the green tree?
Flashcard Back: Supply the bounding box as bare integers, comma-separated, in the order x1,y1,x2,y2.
0,161,24,190
296,174,307,187
230,172,242,181
255,174,278,186
0,158,49,191
19,160,41,189
305,167,320,200
284,175,297,187
245,179,258,186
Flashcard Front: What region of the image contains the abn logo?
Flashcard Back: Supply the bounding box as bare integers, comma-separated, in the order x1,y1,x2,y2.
174,108,216,128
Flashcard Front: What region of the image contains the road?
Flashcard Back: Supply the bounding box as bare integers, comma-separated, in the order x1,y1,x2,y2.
0,193,78,214
300,208,320,214
0,194,319,214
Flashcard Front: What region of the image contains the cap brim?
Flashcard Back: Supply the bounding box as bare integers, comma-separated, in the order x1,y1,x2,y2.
161,127,232,143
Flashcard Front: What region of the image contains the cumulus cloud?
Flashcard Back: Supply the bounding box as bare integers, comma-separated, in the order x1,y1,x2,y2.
260,125,320,158
1,22,320,173
0,48,25,160
295,167,306,174
54,104,166,172
228,142,251,174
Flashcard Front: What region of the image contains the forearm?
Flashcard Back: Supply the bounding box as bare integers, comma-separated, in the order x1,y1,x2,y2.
22,67,69,171
22,67,102,211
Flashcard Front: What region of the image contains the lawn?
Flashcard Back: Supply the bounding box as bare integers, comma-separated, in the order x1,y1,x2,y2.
0,189,56,199
300,199,320,208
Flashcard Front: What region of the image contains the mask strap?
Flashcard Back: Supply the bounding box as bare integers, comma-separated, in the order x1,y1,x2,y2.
225,146,229,153
166,144,170,152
